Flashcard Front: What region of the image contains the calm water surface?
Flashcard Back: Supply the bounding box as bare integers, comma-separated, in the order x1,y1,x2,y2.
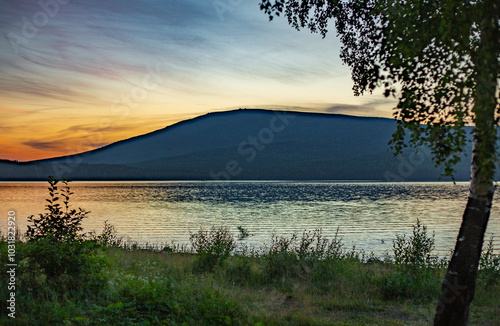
1,181,499,257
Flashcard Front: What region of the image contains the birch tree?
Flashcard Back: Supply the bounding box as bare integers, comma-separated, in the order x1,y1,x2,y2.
259,0,499,324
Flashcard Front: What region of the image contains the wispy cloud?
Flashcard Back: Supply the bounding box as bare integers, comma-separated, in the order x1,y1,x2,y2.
0,0,391,160
23,139,67,151
1,0,345,103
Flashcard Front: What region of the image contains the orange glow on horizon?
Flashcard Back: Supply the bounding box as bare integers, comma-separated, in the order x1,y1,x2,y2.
0,0,399,163
0,112,205,162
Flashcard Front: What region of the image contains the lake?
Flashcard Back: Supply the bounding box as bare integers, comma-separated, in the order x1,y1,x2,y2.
1,181,499,257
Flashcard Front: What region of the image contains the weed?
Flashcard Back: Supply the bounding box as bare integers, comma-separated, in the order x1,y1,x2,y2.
382,269,441,302
1,182,497,326
392,219,438,269
190,226,236,272
384,219,441,301
478,235,500,287
26,176,90,242
262,228,346,282
1,220,498,325
89,220,123,247
222,254,256,286
22,177,108,287
262,232,299,280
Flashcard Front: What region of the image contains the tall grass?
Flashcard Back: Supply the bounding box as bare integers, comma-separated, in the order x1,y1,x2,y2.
1,220,499,325
190,226,236,272
0,179,498,324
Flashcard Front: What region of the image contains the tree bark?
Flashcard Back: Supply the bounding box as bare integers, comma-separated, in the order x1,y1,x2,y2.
433,182,493,325
434,0,499,324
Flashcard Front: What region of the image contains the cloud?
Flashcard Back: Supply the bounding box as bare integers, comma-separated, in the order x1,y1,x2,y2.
23,139,67,151
322,99,397,117
16,112,200,158
0,0,344,105
249,100,397,118
250,103,374,114
1,0,393,161
324,104,376,114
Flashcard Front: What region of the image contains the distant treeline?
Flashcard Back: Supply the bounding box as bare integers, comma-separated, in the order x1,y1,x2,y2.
0,149,471,182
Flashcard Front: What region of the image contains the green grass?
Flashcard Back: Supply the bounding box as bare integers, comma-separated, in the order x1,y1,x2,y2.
3,179,497,324
0,236,498,325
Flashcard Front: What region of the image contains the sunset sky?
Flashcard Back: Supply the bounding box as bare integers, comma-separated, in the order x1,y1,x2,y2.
1,0,396,161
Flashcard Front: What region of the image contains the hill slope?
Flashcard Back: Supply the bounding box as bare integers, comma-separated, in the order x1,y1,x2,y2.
0,109,473,181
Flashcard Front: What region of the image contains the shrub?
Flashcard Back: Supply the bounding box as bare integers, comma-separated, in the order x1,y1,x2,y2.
222,255,255,285
392,219,437,268
382,269,440,302
478,235,500,286
89,220,123,247
26,176,89,242
26,236,93,277
263,232,299,280
190,226,236,272
262,228,345,281
23,177,107,284
384,219,441,301
306,228,344,261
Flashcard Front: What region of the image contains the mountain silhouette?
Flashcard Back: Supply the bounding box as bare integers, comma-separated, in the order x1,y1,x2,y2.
0,109,473,181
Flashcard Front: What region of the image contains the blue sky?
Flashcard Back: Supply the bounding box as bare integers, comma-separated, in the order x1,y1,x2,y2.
0,0,395,160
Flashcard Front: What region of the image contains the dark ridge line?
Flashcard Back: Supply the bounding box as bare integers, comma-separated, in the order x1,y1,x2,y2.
27,108,396,164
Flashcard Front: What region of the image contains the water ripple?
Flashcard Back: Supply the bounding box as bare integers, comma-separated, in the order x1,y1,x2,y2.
0,181,498,257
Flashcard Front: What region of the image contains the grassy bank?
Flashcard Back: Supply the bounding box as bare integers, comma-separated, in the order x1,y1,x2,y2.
1,179,498,325
0,226,499,325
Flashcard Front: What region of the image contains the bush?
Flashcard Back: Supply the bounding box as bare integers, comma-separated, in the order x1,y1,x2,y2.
89,220,123,247
392,219,437,269
478,235,500,286
299,228,344,261
190,226,236,272
26,177,89,242
23,177,107,284
26,236,95,277
382,269,440,302
94,280,240,326
222,255,255,285
262,228,345,281
263,232,299,280
384,219,441,301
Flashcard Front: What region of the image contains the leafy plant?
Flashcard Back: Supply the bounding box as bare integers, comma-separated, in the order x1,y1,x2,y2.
478,235,500,286
23,177,105,282
263,228,345,281
89,220,123,247
263,232,299,279
26,176,90,242
301,228,344,261
384,219,441,301
190,226,236,272
382,269,440,302
221,255,255,286
393,219,437,269
259,1,499,322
